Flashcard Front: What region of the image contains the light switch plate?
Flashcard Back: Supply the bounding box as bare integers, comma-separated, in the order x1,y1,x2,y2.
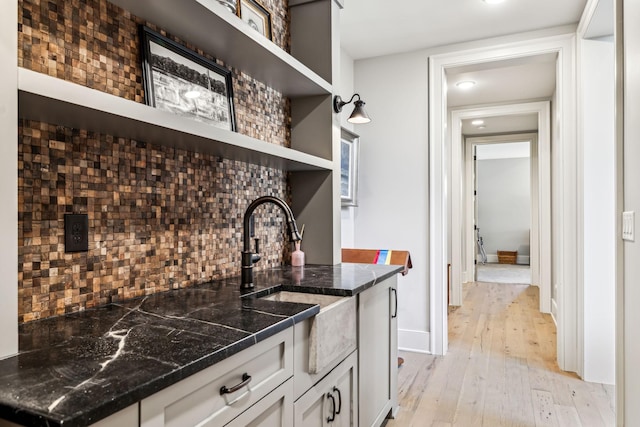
623,211,635,242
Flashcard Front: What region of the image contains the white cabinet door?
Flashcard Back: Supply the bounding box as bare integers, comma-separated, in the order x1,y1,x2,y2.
294,351,358,427
331,356,357,427
358,276,398,427
225,378,293,427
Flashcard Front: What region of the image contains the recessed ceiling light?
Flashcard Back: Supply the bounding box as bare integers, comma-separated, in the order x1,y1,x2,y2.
483,0,505,4
471,119,485,126
478,126,486,129
456,80,476,90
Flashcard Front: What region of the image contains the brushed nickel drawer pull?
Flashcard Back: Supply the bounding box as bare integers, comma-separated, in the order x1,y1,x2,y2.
220,373,252,395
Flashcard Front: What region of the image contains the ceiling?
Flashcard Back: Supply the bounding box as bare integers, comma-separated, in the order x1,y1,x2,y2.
340,0,588,61
446,54,557,109
340,0,590,135
461,113,538,136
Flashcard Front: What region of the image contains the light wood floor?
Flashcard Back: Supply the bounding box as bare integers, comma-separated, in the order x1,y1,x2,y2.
387,282,615,427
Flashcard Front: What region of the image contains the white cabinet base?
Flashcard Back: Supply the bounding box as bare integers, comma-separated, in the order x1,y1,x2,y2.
294,350,358,427
358,276,398,427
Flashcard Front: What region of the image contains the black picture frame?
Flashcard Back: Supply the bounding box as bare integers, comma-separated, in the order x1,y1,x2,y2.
237,0,272,41
140,25,236,132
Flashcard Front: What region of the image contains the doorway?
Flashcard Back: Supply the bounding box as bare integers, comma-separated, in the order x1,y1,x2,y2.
466,136,536,288
450,104,551,315
429,36,575,370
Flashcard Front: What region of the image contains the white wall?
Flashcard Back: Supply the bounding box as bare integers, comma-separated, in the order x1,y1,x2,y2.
339,48,356,248
350,30,577,355
621,0,640,421
0,0,18,359
581,38,615,385
476,155,531,262
353,51,430,352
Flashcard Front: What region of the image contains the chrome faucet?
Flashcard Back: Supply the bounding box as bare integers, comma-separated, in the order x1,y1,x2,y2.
242,196,302,288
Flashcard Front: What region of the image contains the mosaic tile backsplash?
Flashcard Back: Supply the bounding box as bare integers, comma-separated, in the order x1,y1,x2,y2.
17,0,295,322
18,120,292,322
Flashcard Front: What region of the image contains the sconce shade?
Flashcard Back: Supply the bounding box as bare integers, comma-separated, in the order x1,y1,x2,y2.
347,100,371,124
333,93,371,124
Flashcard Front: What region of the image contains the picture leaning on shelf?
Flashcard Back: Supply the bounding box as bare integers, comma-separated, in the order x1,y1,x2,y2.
139,25,237,132
237,0,272,41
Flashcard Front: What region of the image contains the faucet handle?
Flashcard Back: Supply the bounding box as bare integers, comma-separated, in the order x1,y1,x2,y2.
251,238,261,264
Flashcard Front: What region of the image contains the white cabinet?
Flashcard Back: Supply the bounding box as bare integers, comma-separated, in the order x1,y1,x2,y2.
358,276,399,427
225,379,293,427
140,328,293,427
294,351,358,427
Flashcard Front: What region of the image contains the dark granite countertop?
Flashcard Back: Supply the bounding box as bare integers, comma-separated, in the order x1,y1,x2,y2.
0,263,402,427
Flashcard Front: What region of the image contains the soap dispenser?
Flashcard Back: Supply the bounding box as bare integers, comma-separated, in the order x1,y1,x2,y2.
292,241,305,267
291,224,305,267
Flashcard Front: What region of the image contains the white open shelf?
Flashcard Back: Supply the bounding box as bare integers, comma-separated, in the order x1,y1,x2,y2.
18,69,333,171
107,0,332,97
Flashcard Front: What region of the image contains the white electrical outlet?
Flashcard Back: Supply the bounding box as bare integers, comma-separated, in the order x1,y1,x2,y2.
623,211,635,241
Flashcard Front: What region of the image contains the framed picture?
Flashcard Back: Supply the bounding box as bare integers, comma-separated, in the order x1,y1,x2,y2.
140,26,236,132
341,128,360,206
237,0,272,41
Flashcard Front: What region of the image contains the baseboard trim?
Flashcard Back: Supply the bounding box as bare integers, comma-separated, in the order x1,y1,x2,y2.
398,329,430,353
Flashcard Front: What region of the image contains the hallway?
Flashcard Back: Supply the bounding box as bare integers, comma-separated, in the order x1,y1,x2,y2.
476,263,532,285
387,282,615,426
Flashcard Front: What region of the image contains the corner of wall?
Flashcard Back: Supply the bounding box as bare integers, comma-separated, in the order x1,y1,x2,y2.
339,47,356,248
0,0,18,358
338,48,355,131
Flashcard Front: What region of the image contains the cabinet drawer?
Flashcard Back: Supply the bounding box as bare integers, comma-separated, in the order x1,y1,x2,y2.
225,378,293,427
141,328,293,427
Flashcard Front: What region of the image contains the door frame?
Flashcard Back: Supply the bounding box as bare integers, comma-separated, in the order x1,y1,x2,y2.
428,33,578,375
463,132,542,289
450,111,549,314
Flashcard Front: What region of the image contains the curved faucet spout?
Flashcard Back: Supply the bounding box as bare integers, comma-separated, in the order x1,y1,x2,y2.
241,196,301,288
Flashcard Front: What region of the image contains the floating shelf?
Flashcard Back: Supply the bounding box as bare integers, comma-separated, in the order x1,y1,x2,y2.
18,69,334,172
108,0,332,97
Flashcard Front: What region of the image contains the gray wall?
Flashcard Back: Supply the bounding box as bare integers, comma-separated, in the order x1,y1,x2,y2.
477,156,531,262
353,50,430,353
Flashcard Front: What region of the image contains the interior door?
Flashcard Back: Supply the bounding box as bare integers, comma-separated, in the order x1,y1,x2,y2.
473,145,479,281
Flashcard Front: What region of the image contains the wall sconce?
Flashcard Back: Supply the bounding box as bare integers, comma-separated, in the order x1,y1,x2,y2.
333,94,371,124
